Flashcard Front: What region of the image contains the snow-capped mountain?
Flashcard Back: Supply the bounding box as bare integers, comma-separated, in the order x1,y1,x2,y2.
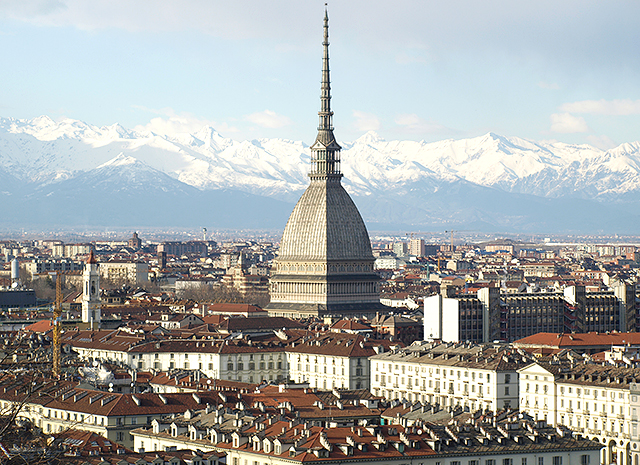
2,115,640,232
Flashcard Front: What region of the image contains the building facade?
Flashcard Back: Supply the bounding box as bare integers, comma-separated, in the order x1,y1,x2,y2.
370,341,528,412
425,284,637,343
518,359,640,465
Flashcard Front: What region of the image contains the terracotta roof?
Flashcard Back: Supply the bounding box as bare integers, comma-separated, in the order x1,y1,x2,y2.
205,303,267,314
287,331,396,357
514,331,640,348
55,428,132,456
330,319,371,331
23,319,53,334
216,316,304,332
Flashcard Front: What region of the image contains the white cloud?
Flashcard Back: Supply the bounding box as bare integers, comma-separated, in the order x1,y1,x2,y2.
537,81,559,90
394,113,450,134
560,99,640,116
549,113,588,134
352,110,380,132
244,110,292,129
0,0,66,18
133,108,237,136
586,134,617,150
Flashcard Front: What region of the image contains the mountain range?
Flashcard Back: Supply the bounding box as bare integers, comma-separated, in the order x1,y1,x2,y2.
1,115,639,233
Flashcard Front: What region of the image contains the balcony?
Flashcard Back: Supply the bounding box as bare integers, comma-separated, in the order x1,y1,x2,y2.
617,414,625,420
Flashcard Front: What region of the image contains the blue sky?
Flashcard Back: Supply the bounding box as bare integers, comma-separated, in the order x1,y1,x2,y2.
2,0,640,149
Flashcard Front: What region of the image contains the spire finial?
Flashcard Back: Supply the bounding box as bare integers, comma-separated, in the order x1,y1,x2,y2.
309,6,342,178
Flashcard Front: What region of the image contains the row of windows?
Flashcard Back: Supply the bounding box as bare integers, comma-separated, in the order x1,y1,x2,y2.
436,455,582,465
375,363,494,381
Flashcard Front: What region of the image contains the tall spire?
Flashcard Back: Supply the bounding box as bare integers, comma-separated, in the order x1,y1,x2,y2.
310,6,342,178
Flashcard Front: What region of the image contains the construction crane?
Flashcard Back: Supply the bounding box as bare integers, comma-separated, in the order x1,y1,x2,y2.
444,230,476,255
52,271,63,378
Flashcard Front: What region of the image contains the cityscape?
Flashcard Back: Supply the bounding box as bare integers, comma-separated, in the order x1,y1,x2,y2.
2,3,640,465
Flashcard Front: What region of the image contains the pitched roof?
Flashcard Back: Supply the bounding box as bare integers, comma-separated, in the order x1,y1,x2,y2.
514,331,640,349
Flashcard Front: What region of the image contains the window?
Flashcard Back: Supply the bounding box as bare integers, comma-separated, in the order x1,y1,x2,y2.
451,461,460,465
553,457,562,465
485,461,495,465
469,461,478,465
522,459,527,465
539,458,544,465
581,455,590,465
503,459,513,465
505,374,511,384
505,387,510,395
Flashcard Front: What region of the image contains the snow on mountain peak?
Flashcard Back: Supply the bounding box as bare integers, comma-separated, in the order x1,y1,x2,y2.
98,153,139,168
355,131,385,145
31,115,56,128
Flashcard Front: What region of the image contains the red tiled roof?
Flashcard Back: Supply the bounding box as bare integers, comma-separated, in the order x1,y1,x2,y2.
330,319,371,331
23,319,53,333
205,303,266,314
514,331,640,348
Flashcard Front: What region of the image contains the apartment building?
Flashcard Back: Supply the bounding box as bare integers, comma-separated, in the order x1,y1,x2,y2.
99,260,149,284
132,409,600,465
370,341,531,411
0,373,222,449
286,332,395,390
66,328,396,391
64,330,286,383
425,283,637,343
518,358,640,465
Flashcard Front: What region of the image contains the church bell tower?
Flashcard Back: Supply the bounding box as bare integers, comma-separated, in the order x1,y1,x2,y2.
82,250,101,329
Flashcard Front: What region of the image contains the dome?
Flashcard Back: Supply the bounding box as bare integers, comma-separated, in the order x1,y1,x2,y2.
277,178,373,262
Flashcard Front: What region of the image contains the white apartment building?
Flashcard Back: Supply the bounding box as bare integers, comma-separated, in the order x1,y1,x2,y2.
0,374,219,449
132,412,601,465
370,341,531,411
66,328,394,391
286,332,396,390
519,358,640,465
64,330,286,383
99,260,148,284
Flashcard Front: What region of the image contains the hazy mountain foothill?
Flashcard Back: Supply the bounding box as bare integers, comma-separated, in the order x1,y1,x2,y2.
1,116,638,233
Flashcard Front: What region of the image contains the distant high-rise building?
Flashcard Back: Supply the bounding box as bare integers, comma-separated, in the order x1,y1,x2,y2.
424,283,637,343
409,238,425,257
392,242,408,257
266,10,386,319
